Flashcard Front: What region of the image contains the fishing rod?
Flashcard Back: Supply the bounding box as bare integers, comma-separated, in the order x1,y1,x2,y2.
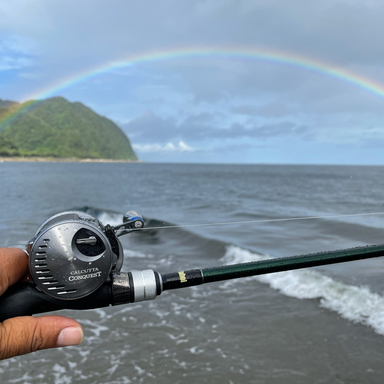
1,210,384,322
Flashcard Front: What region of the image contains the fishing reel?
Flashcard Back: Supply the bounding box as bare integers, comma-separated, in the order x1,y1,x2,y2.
0,210,165,322
27,210,141,300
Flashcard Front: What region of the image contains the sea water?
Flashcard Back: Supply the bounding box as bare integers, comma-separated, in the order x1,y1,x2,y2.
1,162,384,383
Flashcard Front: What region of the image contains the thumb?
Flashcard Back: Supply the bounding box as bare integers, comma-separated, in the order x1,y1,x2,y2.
0,315,84,360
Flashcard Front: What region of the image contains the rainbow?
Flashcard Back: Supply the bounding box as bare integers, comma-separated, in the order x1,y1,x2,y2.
2,46,384,129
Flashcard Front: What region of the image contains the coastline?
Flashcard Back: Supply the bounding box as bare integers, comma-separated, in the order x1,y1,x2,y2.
0,156,141,163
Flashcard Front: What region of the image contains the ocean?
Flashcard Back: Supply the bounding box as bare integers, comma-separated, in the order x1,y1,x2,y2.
1,162,384,383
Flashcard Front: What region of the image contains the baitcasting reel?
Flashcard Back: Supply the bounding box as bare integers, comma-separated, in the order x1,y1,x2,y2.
0,210,166,321
28,211,134,300
26,210,164,303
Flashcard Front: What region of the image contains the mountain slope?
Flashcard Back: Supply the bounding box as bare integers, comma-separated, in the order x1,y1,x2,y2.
0,99,19,108
0,97,137,160
0,136,20,156
0,100,20,125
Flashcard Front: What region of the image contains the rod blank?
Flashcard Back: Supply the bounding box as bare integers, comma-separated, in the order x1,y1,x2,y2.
162,244,384,291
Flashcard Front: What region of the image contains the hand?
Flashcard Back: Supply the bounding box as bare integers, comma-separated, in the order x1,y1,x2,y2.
0,248,84,360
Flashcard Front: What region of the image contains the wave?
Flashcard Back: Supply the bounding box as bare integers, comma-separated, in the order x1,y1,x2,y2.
222,245,384,336
73,206,124,226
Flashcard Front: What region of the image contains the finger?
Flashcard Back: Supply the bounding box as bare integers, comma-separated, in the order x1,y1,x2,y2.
0,248,28,295
0,315,84,360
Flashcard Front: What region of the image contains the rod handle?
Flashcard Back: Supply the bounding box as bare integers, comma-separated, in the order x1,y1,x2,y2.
0,283,113,322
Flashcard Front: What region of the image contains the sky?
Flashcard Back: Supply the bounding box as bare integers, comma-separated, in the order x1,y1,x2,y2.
1,0,384,164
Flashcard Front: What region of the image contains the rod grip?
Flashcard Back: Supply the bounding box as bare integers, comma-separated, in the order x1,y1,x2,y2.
0,283,113,322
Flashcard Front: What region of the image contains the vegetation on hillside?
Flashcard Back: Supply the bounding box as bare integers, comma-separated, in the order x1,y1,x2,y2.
0,97,137,160
0,99,19,108
0,100,20,126
0,136,20,156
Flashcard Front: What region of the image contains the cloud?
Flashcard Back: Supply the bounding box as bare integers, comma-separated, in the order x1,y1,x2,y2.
133,141,195,153
3,2,384,105
361,138,384,148
132,139,269,158
0,56,32,71
122,112,181,142
0,36,36,72
4,1,384,73
204,142,269,152
18,72,43,79
122,111,308,143
0,35,37,55
232,101,296,118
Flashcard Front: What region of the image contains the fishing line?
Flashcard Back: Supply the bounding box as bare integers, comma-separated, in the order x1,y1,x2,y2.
138,211,384,231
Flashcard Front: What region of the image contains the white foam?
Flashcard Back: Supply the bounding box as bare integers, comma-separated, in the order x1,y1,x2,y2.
81,319,109,337
189,346,204,354
53,364,72,384
8,373,33,383
123,249,151,259
134,364,145,375
222,245,384,336
97,212,122,226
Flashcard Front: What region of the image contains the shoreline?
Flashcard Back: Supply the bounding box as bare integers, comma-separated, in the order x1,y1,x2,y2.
0,156,141,163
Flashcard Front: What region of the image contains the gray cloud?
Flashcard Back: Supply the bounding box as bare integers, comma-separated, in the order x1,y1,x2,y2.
122,111,308,143
232,101,296,118
3,1,384,72
122,112,181,143
3,0,384,112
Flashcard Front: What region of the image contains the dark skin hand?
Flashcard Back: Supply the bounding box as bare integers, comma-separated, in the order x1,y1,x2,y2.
0,248,84,360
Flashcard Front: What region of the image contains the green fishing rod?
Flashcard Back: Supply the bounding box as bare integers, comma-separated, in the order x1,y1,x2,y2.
161,244,384,290
1,210,384,322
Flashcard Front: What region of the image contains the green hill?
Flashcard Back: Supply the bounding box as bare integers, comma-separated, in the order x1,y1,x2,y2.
0,99,19,108
0,99,20,126
0,97,137,160
0,136,20,156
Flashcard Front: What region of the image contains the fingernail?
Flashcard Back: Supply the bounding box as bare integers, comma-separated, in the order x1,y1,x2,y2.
57,327,84,347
